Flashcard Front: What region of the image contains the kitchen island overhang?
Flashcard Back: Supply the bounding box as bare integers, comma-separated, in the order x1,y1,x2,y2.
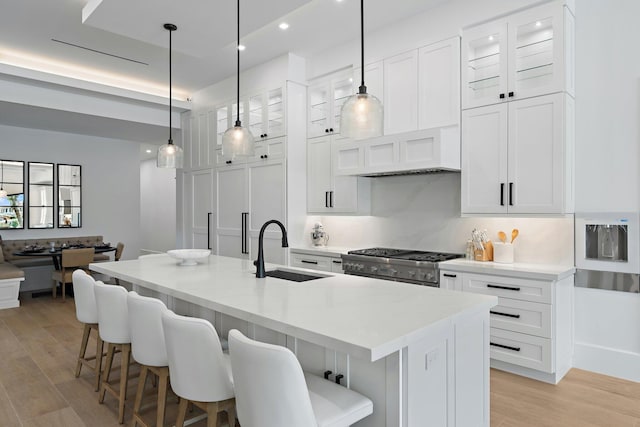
91,254,497,427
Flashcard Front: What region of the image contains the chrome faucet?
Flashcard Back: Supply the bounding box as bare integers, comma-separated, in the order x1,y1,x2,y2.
254,219,289,278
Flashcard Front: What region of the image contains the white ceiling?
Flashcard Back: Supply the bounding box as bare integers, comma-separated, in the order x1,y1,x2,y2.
0,0,448,157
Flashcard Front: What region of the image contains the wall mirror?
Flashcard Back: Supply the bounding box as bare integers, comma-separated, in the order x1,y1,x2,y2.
0,160,25,230
28,162,54,229
58,164,81,228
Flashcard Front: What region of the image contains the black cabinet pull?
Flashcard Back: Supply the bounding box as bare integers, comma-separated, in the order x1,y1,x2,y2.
335,374,344,385
490,310,521,319
226,160,232,164
499,93,505,99
301,260,318,265
325,129,329,133
264,133,268,137
207,212,212,250
263,154,268,159
500,183,505,206
324,370,332,380
490,342,521,352
241,212,249,254
332,260,342,264
487,284,521,292
329,191,334,208
508,91,514,97
325,191,329,208
443,273,457,278
509,182,514,206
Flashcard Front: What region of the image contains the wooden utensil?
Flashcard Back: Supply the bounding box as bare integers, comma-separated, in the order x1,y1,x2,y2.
498,231,507,243
511,229,519,243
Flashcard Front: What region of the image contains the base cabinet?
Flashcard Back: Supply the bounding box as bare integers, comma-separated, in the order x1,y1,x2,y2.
289,249,343,273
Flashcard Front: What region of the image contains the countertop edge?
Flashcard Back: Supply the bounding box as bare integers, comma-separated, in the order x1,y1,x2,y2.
439,259,576,281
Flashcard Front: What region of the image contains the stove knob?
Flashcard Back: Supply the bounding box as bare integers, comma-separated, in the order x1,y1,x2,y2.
344,263,352,270
417,271,427,280
426,273,433,281
370,266,378,273
390,268,398,276
408,270,416,277
357,264,364,272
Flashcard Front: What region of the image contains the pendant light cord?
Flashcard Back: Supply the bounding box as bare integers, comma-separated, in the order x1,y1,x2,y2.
168,27,173,144
359,0,366,94
235,0,241,126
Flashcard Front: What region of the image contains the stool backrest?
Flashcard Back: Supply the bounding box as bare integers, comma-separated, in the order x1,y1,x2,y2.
61,248,95,268
228,329,316,427
127,292,168,367
94,282,130,344
161,310,234,403
72,270,98,324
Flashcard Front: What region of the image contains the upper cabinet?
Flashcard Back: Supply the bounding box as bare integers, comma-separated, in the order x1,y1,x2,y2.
307,74,352,139
462,2,574,110
384,50,419,135
248,87,285,141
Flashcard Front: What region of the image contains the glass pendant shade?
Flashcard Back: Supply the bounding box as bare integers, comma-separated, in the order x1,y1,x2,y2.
157,141,183,168
222,124,255,158
340,91,383,140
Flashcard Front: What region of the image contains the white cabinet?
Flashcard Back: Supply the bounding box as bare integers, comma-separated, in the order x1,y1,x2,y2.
462,92,573,214
182,168,214,250
440,265,574,384
353,61,383,106
248,87,285,141
215,158,287,264
289,250,343,273
307,136,369,214
307,74,353,139
181,110,216,170
462,2,574,109
384,50,418,135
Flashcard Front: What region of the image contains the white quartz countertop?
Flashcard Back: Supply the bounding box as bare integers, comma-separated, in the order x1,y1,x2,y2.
91,254,496,362
439,259,576,281
289,246,354,257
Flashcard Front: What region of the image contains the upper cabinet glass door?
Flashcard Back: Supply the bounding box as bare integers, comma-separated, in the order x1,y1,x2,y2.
216,105,230,146
58,164,81,228
331,76,353,136
266,87,284,138
462,22,508,109
0,160,25,230
248,93,264,139
28,162,53,229
308,81,330,138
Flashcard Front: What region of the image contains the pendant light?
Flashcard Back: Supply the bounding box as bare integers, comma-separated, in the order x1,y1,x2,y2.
157,23,184,168
0,161,7,199
221,0,255,158
340,0,383,140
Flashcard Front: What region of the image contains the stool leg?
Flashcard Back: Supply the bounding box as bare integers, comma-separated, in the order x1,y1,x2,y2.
206,402,219,427
62,281,66,301
118,344,131,424
75,323,91,377
95,332,104,392
132,365,148,427
156,369,168,427
99,343,115,404
227,405,237,427
176,398,189,427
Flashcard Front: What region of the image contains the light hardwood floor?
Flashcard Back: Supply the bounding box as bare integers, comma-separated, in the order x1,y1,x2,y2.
1,295,639,427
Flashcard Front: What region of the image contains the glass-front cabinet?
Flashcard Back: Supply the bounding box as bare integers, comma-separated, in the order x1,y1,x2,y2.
307,73,352,139
462,2,570,109
57,164,81,228
27,162,53,229
0,160,25,230
248,87,285,140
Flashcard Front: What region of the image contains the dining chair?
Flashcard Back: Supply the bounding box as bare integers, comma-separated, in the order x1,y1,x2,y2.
228,329,373,427
94,281,132,424
115,242,124,261
161,310,236,427
52,247,95,300
71,269,103,391
127,292,170,427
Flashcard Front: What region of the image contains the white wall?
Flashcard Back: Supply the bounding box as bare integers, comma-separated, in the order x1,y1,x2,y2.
0,124,141,259
572,0,640,381
140,158,176,254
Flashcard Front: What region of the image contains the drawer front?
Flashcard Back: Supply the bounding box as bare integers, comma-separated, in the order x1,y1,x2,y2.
330,258,343,273
490,297,552,338
463,273,552,304
290,254,332,272
490,328,552,373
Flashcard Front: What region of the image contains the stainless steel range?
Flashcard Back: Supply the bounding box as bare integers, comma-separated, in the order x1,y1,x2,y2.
341,248,464,287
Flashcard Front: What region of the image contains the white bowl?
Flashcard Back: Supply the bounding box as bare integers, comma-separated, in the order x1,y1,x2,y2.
167,249,211,266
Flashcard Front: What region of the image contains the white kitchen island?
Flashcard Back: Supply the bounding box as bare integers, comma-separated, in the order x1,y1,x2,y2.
91,254,497,427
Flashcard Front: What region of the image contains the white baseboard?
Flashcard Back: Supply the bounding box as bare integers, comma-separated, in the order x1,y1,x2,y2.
0,299,19,309
573,342,640,382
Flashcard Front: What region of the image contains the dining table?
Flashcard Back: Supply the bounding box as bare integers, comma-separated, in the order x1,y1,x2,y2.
13,245,116,270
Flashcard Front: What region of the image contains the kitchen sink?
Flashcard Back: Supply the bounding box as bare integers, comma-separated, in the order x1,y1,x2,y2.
264,269,327,282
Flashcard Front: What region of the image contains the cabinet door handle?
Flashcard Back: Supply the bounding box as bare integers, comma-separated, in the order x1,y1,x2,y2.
443,273,457,278
226,160,232,164
508,91,514,97
325,129,330,133
500,183,505,206
490,342,521,352
335,374,344,384
241,212,249,254
487,284,521,292
264,133,268,138
301,260,318,265
329,128,334,132
499,93,505,99
324,370,332,380
332,260,342,264
263,154,268,159
325,191,329,208
329,191,334,208
207,212,212,250
490,310,521,319
509,182,514,206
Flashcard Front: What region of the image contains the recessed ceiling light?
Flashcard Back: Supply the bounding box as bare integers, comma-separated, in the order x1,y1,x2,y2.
237,44,246,51
279,22,289,30
488,35,494,41
336,0,344,2
535,21,542,27
146,149,152,153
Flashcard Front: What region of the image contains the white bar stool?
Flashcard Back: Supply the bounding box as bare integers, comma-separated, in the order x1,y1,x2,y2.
71,270,103,391
94,281,132,424
127,291,170,427
161,310,236,427
228,329,373,427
